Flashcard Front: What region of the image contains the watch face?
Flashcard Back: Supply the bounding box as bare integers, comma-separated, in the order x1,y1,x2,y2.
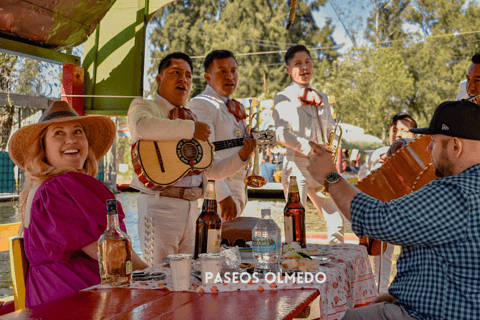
326,172,341,184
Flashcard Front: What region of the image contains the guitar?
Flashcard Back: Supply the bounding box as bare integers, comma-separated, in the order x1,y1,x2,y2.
131,130,276,189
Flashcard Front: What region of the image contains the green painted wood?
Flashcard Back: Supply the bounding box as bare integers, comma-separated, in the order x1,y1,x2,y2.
82,0,177,115
0,36,80,66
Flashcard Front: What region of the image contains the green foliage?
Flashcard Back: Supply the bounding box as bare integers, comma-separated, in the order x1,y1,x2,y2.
400,0,480,125
147,0,338,100
365,0,411,46
323,0,480,142
324,47,414,142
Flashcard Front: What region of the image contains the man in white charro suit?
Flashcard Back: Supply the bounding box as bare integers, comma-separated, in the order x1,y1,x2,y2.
128,52,255,264
187,50,249,221
273,45,345,244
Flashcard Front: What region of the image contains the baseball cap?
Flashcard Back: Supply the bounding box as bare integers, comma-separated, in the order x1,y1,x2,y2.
410,100,480,140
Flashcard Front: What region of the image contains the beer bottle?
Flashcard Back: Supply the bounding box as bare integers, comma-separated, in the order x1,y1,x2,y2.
284,176,306,248
98,199,133,285
194,181,222,259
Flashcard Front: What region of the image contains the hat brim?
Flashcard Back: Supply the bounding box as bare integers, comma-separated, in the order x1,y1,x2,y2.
8,115,116,170
409,127,433,135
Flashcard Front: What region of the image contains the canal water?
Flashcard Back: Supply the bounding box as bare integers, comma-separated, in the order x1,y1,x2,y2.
0,192,352,298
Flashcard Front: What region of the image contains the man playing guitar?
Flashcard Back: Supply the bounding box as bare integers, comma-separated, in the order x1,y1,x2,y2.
127,52,256,264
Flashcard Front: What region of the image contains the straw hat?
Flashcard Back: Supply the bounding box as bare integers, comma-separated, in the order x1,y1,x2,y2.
8,101,116,170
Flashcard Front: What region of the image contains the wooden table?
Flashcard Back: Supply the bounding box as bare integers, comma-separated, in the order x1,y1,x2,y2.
0,287,319,320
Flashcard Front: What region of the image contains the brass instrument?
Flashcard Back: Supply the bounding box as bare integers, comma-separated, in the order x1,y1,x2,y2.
244,153,267,188
315,120,343,196
245,111,267,188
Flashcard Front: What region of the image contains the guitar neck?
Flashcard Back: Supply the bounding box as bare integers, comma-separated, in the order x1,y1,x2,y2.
212,138,245,151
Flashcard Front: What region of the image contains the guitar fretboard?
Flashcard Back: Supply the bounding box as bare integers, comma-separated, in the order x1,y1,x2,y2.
213,138,244,151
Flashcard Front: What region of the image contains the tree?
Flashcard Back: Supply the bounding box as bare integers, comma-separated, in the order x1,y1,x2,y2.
147,0,339,100
0,53,18,151
401,0,480,124
365,0,411,47
324,47,414,142
324,0,480,137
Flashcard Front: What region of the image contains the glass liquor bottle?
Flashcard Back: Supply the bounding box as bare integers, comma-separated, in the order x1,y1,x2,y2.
194,181,222,259
284,176,306,248
98,199,133,285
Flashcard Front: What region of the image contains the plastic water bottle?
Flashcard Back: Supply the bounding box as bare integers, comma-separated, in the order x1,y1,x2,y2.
252,209,281,276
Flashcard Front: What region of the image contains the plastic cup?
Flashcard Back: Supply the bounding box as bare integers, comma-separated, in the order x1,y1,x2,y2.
168,254,193,291
198,253,223,285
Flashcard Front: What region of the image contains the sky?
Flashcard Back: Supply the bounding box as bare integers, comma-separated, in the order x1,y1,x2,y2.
313,1,362,53
313,0,480,53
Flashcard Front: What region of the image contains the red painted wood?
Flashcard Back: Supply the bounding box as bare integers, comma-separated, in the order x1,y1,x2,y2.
0,288,319,320
62,64,84,116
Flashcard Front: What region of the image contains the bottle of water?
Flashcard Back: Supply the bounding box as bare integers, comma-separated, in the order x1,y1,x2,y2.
252,209,281,276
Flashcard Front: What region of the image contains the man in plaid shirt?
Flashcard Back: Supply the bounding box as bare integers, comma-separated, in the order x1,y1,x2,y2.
308,99,480,319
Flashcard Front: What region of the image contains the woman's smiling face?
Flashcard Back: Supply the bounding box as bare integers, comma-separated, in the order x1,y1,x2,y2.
44,121,88,170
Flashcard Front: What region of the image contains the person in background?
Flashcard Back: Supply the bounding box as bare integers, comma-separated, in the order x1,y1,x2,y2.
368,112,417,294
389,112,417,146
128,52,255,264
465,53,480,104
350,160,359,172
273,44,345,244
342,159,353,173
308,99,480,320
7,101,148,308
187,50,249,220
260,155,276,182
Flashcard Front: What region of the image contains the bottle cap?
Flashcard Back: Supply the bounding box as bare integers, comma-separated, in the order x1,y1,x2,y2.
106,199,118,215
261,208,271,218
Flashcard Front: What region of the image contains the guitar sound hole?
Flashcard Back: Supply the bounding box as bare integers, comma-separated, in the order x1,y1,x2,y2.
182,143,198,160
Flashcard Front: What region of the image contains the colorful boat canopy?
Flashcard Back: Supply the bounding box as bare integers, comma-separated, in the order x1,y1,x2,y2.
0,0,116,49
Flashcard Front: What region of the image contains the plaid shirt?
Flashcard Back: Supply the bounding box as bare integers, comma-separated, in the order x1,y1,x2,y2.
351,164,480,320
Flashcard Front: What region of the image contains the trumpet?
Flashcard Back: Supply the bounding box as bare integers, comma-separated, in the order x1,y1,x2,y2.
244,150,267,188
244,110,267,188
315,120,343,196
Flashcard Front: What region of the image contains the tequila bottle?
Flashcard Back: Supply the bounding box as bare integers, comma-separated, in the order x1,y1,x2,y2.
98,199,133,285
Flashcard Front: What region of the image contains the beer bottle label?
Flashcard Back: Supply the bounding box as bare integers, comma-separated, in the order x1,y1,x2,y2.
284,216,294,243
125,260,133,275
207,229,221,253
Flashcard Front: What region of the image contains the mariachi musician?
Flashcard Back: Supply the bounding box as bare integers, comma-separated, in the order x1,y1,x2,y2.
128,52,256,265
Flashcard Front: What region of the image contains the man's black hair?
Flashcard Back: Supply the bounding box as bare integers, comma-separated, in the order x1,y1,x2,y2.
158,52,193,74
390,112,417,128
204,50,237,73
472,53,480,64
285,45,312,65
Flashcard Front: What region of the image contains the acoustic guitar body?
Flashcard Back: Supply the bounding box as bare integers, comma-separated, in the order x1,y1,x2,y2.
132,139,214,188
131,130,276,190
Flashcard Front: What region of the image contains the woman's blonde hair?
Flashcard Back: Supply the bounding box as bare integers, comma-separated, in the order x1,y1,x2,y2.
18,124,99,234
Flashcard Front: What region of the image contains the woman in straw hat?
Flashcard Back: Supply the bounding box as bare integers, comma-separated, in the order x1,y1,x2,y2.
8,101,148,308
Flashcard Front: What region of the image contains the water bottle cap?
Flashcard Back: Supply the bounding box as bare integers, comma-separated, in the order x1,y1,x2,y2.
261,209,271,218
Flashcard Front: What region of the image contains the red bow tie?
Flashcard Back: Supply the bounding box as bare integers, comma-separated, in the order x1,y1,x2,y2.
168,106,197,121
298,88,324,107
226,99,247,122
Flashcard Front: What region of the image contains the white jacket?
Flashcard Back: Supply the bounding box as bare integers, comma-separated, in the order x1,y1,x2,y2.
273,82,335,160
187,85,248,207
127,94,249,195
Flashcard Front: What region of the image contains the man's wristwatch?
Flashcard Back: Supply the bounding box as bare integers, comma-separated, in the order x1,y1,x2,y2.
324,172,342,193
